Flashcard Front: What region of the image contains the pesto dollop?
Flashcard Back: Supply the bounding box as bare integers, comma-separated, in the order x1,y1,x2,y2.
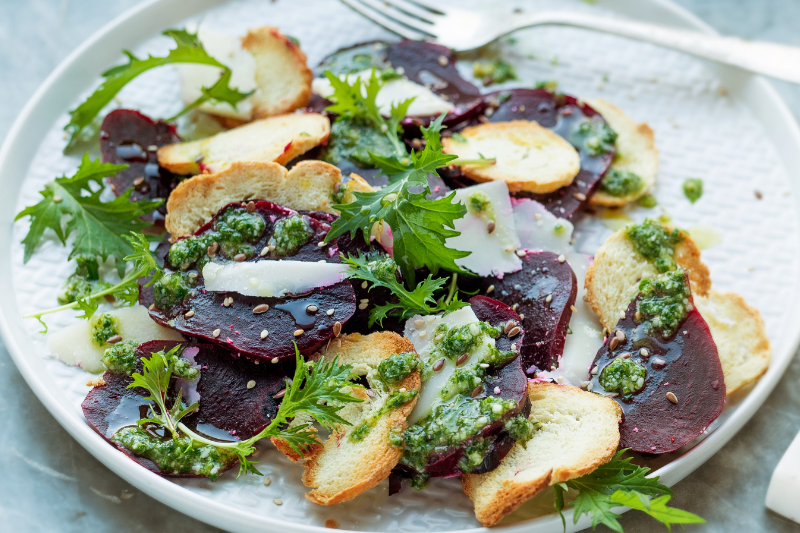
349,388,418,442
112,426,236,481
378,352,420,385
600,169,643,197
91,313,119,347
682,178,703,204
152,271,197,309
268,214,314,258
432,321,501,362
57,254,112,305
599,358,646,398
468,191,491,214
625,219,684,273
569,117,617,157
102,339,138,375
636,269,692,338
322,118,396,168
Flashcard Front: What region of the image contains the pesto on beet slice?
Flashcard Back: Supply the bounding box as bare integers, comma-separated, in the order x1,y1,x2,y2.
82,340,287,479
478,89,615,220
99,109,182,222
139,201,356,361
588,271,725,454
481,251,577,376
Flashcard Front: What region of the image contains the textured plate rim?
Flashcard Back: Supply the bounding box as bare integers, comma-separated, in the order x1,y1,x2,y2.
0,0,799,532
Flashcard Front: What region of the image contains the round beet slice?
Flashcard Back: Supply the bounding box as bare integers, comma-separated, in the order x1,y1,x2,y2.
481,89,615,220
588,300,726,454
140,201,356,361
99,109,182,222
480,251,577,376
82,340,287,478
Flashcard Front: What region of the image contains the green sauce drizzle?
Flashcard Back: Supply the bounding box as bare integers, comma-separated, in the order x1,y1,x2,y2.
636,269,692,338
349,388,418,442
599,358,646,398
600,169,644,197
91,313,119,347
58,254,112,305
102,339,138,375
569,117,618,157
682,178,703,204
268,214,314,258
432,321,501,362
378,352,420,385
625,219,684,273
153,270,197,309
321,117,397,168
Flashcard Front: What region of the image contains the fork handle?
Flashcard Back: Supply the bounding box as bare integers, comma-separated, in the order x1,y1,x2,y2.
532,12,800,84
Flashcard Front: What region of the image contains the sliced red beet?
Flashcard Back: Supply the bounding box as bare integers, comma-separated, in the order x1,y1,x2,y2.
81,340,287,478
481,89,614,220
480,252,577,376
99,109,182,222
589,301,726,454
139,201,356,361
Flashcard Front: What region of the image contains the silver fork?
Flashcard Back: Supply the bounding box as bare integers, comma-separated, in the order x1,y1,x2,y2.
340,0,800,85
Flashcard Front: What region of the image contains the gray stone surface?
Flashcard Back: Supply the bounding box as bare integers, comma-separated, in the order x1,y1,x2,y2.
0,0,798,531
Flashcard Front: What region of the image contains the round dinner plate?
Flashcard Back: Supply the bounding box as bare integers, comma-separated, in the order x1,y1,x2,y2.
2,0,800,531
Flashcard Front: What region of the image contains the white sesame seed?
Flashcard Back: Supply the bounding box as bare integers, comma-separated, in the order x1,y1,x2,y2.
273,499,283,505
545,294,552,303
437,55,449,66
360,298,369,304
213,328,221,338
519,313,525,320
486,284,495,294
261,330,269,339
426,316,435,323
148,303,155,311
361,281,368,289
293,329,303,337
271,357,279,364
263,475,271,486
534,213,542,220
516,249,526,257
326,308,335,316
619,310,627,319
414,319,425,328
184,309,195,318
358,303,368,310
260,247,269,257
418,330,427,339
570,305,577,313
558,254,566,263
479,363,490,369
639,348,649,357
247,380,256,389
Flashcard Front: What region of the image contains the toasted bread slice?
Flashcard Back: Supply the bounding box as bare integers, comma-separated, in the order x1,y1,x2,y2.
301,332,420,505
271,412,318,462
165,160,341,239
442,121,580,194
158,113,330,175
242,27,313,119
694,290,771,394
587,99,658,207
585,227,711,331
462,382,621,527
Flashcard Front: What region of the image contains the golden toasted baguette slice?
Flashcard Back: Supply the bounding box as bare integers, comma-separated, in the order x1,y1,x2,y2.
585,226,711,331
442,120,580,194
242,26,313,119
158,113,330,175
301,332,420,505
462,382,621,527
694,290,771,395
165,160,341,239
587,99,658,207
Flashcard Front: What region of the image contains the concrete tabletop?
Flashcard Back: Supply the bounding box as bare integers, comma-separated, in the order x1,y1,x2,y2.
1,1,799,531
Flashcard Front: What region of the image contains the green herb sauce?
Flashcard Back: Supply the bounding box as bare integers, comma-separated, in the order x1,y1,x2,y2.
112,426,236,481
569,117,618,157
534,80,558,92
432,322,501,361
636,269,692,338
102,339,138,375
600,169,644,197
468,191,491,214
637,194,658,208
625,219,684,273
91,313,119,347
268,214,314,258
321,118,396,168
505,414,538,442
57,254,112,305
349,388,418,442
152,270,197,309
682,178,703,204
599,358,646,398
369,255,399,284
473,60,518,86
378,352,420,385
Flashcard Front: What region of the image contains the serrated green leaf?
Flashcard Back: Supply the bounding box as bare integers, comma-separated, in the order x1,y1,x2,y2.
609,491,705,531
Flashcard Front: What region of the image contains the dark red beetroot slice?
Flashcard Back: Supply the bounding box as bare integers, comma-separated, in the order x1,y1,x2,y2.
81,340,287,478
589,301,726,454
139,201,356,361
482,89,614,220
99,109,182,222
481,251,577,377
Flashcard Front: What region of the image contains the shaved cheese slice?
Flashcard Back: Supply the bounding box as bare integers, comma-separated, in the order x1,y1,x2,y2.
446,181,522,277
512,198,574,256
312,71,454,117
47,305,185,374
767,430,800,523
403,306,497,425
177,27,257,121
539,253,603,386
202,260,350,298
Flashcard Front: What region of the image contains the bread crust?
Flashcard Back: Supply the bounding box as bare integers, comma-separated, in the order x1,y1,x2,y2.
694,290,771,394
462,382,621,527
442,120,580,194
164,160,342,240
585,227,711,331
300,332,421,505
242,26,313,119
586,99,659,207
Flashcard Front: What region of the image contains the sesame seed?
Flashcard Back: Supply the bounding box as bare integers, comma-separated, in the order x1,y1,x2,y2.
326,308,335,316
233,253,247,262
317,241,326,247
479,363,490,369
508,326,521,337
365,389,375,398
486,284,495,294
399,387,407,393
545,294,552,303
651,357,666,369
414,319,425,328
246,201,256,213
247,380,256,389
184,309,195,318
511,303,519,311
534,213,543,221
261,330,269,339
260,247,269,257
486,220,496,234
273,389,286,399
268,245,275,252
333,321,342,337
360,298,369,304
213,328,221,338
471,385,483,398
573,192,587,201
253,304,269,314
504,320,516,333
426,315,436,323
106,335,122,344
558,254,566,263
591,365,599,375
510,343,518,352
263,475,271,486
53,196,62,203
147,145,158,152
519,313,525,320
580,381,590,390
207,242,218,257
358,303,368,310
132,177,145,187
516,249,526,257
570,305,577,313
293,329,304,337
361,281,368,289
620,352,631,359
616,329,626,341
437,55,449,66
619,310,627,319
148,303,155,311
273,499,283,505
639,348,650,358
666,392,678,403
432,358,445,372
456,353,469,366
271,357,279,364
418,330,427,339
609,337,619,351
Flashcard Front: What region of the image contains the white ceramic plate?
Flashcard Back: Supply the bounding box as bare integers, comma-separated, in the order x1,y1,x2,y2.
2,0,800,531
